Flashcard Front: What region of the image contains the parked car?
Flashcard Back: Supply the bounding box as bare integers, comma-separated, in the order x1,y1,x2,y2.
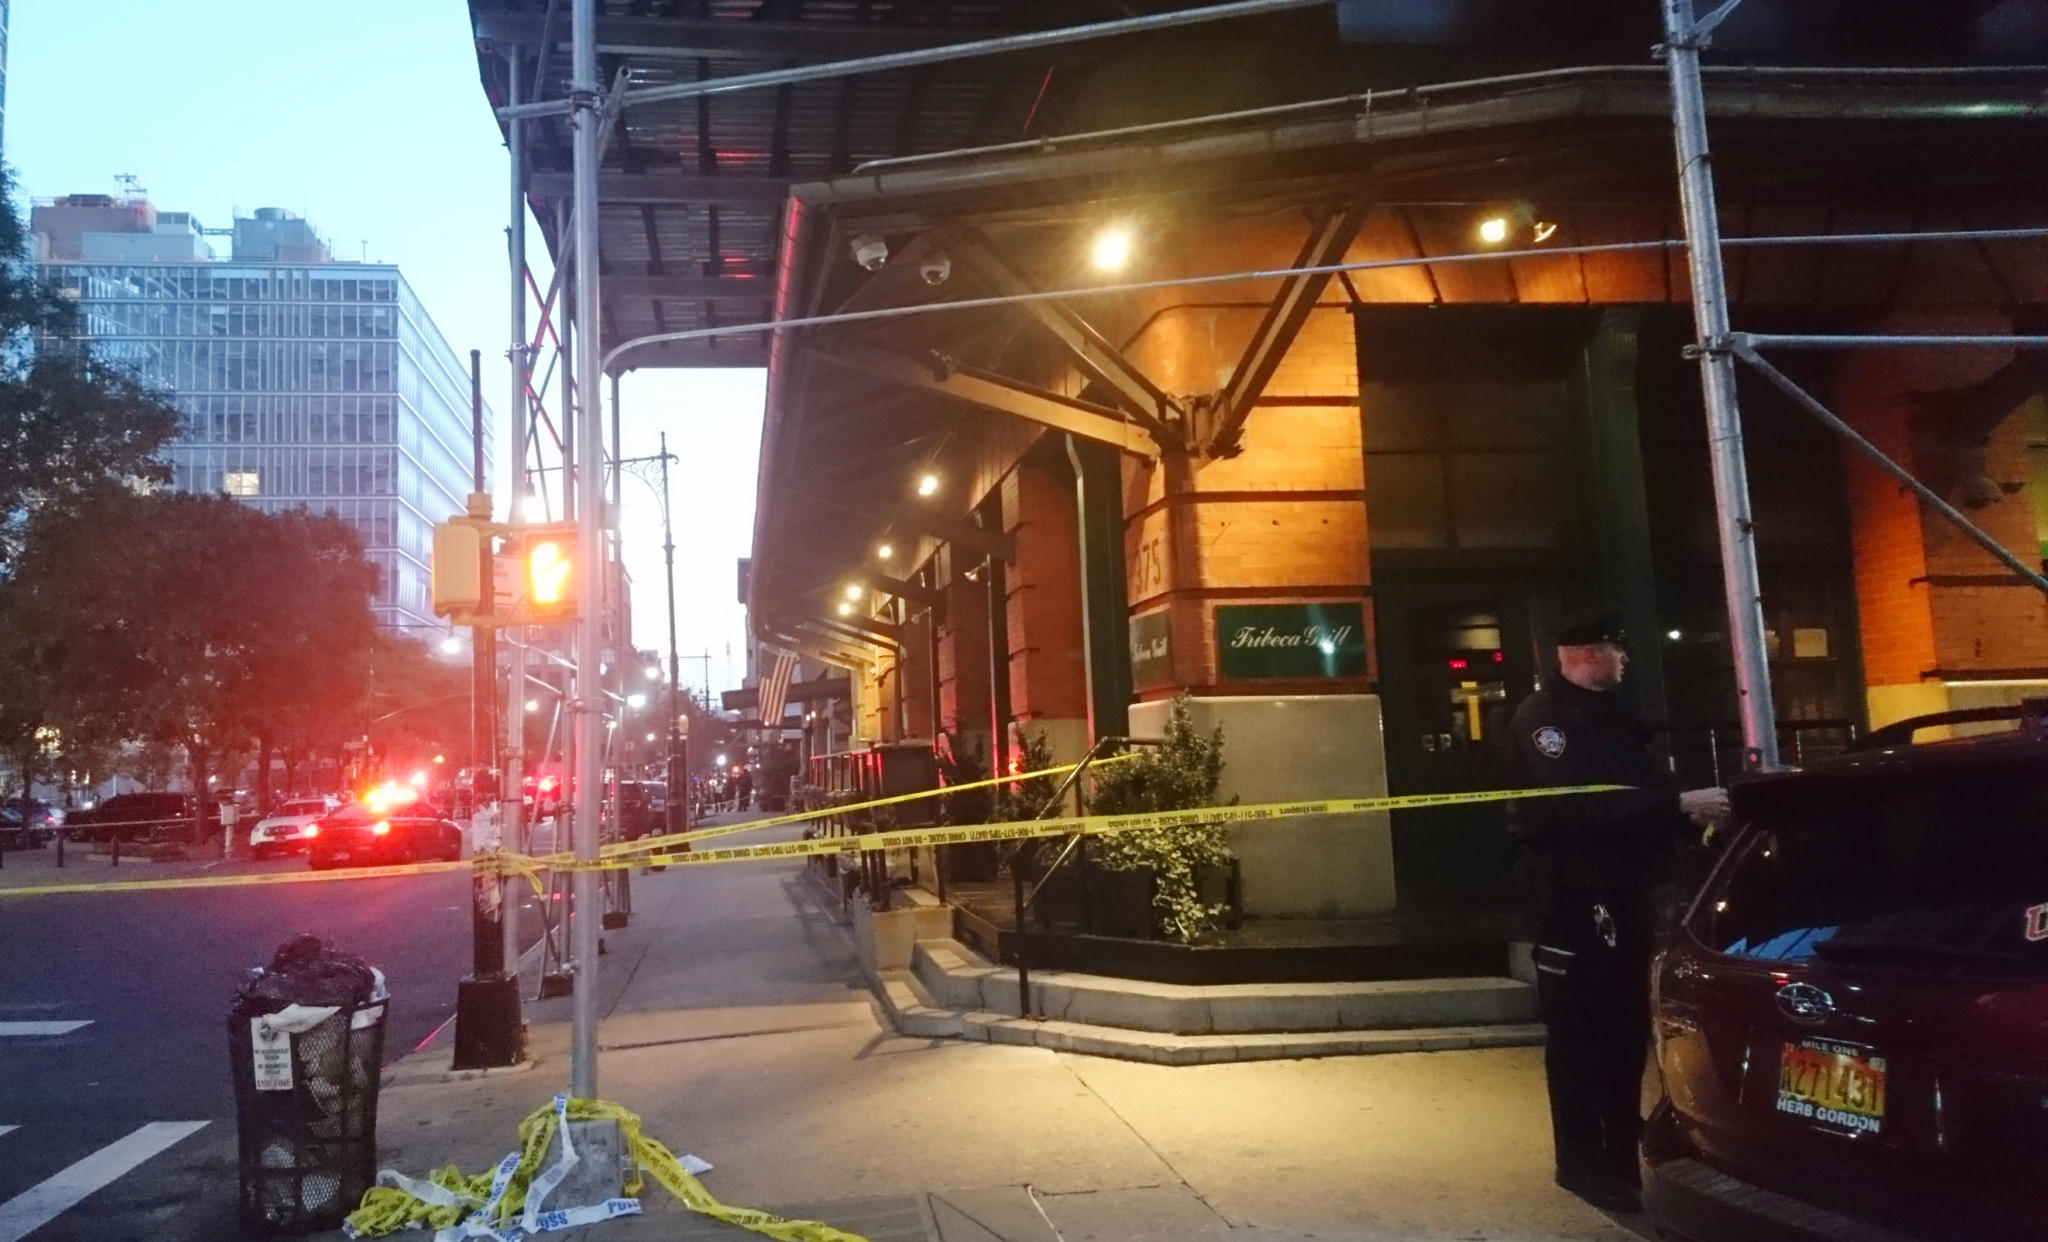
616,780,667,839
0,798,61,849
248,798,333,859
306,803,463,869
66,792,194,843
1643,703,2048,1242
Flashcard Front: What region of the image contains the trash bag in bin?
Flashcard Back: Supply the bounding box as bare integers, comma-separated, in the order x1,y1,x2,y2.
229,934,389,1234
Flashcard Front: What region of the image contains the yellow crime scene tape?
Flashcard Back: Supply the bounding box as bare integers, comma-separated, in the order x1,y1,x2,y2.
0,784,1628,897
0,858,475,897
522,784,1630,874
345,1094,872,1242
581,751,1145,863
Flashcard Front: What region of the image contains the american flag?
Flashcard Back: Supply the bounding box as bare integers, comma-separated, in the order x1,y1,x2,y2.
757,645,799,726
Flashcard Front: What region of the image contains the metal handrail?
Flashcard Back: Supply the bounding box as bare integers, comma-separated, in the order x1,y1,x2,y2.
1010,735,1162,1017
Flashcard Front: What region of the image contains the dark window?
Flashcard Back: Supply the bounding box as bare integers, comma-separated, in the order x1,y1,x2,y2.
1692,760,2048,979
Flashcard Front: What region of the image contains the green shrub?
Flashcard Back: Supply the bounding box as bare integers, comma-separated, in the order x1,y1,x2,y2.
1084,693,1235,943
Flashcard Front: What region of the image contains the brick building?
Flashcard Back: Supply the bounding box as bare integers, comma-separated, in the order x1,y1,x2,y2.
743,10,2048,922
467,2,2048,932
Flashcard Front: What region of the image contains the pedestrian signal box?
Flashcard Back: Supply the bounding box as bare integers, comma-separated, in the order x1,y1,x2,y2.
512,523,579,623
431,521,484,618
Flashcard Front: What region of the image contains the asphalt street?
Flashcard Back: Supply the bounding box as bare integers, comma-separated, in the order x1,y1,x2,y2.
0,847,545,1241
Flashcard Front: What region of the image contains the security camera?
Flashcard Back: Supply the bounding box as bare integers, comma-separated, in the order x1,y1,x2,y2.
919,253,952,286
850,234,888,272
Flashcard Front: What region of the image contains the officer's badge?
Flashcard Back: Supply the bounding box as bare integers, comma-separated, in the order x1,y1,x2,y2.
1532,726,1567,759
1593,903,1618,948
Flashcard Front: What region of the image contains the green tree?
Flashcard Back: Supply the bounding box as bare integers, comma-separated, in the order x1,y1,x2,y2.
4,488,381,844
0,168,177,564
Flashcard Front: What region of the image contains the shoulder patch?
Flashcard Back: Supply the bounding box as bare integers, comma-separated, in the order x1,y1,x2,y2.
1532,726,1567,759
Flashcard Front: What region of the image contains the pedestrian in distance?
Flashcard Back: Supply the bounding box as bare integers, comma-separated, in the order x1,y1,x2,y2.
1505,610,1729,1216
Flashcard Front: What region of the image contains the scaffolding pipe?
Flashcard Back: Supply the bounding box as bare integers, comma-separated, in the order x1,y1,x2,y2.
597,226,2048,372
569,0,604,1101
1734,333,2048,350
1662,0,1780,771
503,45,530,981
497,0,1334,120
1731,344,2048,597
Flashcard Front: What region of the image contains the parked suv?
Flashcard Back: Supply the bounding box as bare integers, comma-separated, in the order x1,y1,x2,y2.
1644,703,2048,1242
67,792,194,843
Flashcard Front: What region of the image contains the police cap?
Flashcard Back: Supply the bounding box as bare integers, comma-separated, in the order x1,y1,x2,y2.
1553,609,1627,648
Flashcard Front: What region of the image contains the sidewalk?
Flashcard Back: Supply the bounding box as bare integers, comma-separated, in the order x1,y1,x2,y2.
364,814,1647,1242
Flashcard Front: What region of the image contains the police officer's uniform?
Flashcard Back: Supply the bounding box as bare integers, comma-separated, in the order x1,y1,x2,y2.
1506,613,1688,1211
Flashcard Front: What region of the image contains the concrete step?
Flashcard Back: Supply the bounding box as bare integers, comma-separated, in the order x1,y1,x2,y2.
876,966,1545,1066
910,938,1539,1035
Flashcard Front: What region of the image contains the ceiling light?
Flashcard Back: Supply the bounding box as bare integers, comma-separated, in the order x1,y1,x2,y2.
525,699,540,713
1531,220,1559,243
627,692,647,709
646,732,656,742
1666,629,1683,642
916,473,940,497
1477,215,1510,245
440,635,462,655
844,583,864,601
876,542,894,560
837,601,855,617
1091,226,1133,272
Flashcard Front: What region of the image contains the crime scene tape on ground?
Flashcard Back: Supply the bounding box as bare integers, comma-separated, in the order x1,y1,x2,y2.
536,784,1630,874
344,1094,873,1242
589,751,1144,862
0,858,474,898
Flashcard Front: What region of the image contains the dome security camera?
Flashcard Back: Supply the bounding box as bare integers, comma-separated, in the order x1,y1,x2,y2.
919,253,952,286
850,234,889,271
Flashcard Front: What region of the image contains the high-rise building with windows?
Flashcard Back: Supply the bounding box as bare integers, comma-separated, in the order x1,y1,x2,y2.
33,195,488,632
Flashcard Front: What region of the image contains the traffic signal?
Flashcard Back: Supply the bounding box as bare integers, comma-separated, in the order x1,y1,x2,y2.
513,523,579,622
431,521,484,618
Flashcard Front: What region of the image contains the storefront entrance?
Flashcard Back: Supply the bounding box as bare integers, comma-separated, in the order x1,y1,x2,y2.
1375,582,1555,911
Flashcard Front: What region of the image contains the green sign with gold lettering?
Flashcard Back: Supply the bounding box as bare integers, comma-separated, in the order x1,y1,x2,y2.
1215,602,1368,679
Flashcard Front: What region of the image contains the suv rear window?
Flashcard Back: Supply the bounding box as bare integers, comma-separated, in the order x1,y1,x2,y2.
1691,765,2048,978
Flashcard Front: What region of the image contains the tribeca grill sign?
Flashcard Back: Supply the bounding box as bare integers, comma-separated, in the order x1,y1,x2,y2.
1214,603,1368,679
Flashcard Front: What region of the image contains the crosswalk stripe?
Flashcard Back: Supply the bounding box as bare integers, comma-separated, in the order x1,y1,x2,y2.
0,1021,91,1037
0,1121,209,1242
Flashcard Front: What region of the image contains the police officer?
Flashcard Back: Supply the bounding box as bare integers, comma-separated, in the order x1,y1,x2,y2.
1506,610,1726,1214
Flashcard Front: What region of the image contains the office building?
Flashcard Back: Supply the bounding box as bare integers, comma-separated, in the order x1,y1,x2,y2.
34,195,489,632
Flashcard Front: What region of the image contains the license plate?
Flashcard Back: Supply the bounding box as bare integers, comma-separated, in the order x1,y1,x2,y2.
1776,1038,1886,1135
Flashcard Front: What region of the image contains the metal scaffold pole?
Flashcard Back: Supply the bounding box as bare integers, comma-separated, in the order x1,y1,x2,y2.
1660,0,1781,772
569,0,605,1099
503,44,530,981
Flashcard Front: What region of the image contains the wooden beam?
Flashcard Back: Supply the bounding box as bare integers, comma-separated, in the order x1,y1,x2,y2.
784,487,1015,562
526,171,790,205
601,273,775,300
858,570,943,609
813,347,1157,457
944,229,1182,444
1206,202,1369,457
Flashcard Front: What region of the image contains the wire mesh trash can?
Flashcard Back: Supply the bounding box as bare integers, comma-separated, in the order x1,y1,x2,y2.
229,936,388,1233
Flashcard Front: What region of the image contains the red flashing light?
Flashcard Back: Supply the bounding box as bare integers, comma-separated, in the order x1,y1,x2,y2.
1447,657,1468,670
1492,650,1504,663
